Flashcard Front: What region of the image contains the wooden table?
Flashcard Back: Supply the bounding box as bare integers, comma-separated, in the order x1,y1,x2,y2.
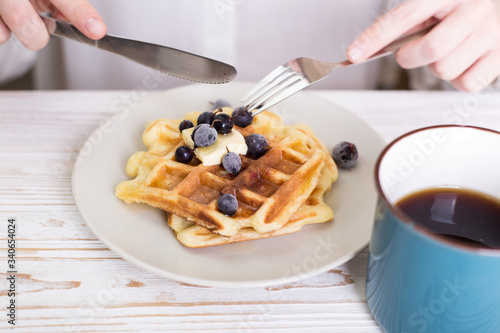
2,89,499,332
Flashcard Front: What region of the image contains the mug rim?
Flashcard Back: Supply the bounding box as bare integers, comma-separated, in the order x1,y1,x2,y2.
374,124,500,255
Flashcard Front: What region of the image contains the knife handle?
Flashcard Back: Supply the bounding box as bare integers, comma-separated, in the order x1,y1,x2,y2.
41,15,98,47
40,14,142,54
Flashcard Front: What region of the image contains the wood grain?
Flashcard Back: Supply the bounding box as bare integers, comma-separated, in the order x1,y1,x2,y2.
2,90,499,332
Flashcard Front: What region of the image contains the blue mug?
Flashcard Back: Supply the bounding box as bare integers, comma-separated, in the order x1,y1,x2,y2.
367,125,500,333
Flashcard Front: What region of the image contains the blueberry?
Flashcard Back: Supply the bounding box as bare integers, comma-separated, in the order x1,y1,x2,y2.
231,106,254,127
179,119,194,132
213,113,233,134
175,145,194,164
192,124,218,148
191,124,201,141
212,99,232,110
332,141,358,169
222,152,241,174
245,133,268,159
217,193,238,216
197,111,215,125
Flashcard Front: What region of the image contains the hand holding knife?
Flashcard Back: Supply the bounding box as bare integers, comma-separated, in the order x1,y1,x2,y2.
39,14,237,84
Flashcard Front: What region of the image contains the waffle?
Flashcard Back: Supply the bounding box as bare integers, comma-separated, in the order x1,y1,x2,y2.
167,161,335,247
116,108,338,238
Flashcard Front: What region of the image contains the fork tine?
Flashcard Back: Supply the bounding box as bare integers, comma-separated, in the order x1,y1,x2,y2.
247,79,310,115
241,65,293,105
246,73,303,112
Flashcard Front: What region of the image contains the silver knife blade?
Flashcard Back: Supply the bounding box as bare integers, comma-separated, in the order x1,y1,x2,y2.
40,15,237,84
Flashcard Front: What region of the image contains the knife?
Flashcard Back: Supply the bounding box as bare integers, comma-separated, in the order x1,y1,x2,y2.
40,15,237,84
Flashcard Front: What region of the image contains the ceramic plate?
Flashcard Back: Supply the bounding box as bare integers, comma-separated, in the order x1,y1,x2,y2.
72,82,385,287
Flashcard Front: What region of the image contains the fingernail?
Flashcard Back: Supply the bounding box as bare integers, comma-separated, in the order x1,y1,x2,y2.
348,42,366,61
85,18,106,38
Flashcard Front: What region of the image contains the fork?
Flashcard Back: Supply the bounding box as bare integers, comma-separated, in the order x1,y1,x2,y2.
242,23,437,115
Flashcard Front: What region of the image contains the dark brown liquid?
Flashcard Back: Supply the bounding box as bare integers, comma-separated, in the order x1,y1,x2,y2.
396,187,500,249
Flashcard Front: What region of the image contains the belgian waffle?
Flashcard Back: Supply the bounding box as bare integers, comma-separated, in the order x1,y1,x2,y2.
167,161,335,247
116,108,338,237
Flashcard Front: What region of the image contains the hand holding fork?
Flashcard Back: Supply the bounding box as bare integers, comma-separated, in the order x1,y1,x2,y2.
243,0,500,115
242,23,437,116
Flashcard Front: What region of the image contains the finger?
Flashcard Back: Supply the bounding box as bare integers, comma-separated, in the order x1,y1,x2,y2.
29,0,66,21
402,17,441,35
346,0,454,62
396,0,492,69
51,11,67,21
0,17,11,44
50,0,106,39
0,0,49,50
428,19,499,81
450,48,500,92
29,0,53,13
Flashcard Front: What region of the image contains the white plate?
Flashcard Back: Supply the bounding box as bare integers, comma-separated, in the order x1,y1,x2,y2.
72,82,385,288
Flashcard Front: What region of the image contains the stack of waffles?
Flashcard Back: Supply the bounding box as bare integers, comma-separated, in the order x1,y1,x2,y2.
115,108,338,247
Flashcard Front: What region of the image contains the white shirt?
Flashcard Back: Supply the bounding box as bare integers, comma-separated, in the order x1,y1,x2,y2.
0,36,37,85
31,0,389,90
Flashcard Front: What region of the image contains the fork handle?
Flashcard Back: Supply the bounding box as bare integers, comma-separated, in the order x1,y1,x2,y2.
365,22,438,62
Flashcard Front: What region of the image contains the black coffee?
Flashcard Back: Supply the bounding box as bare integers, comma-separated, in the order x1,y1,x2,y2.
396,187,500,249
